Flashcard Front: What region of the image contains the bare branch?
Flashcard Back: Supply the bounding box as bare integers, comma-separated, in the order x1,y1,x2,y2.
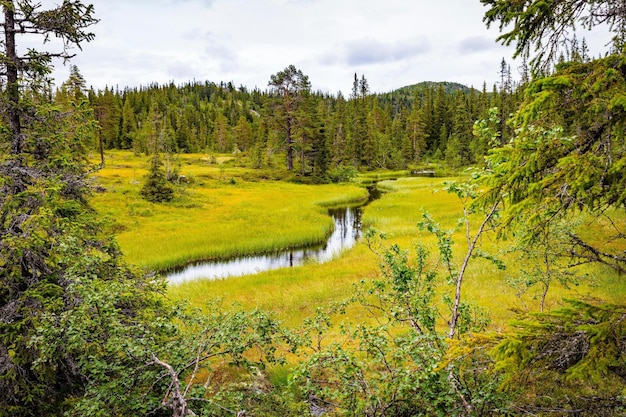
150,354,197,417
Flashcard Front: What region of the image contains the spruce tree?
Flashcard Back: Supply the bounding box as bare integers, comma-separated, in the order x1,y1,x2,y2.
0,4,181,414
268,65,311,171
445,91,473,167
141,152,174,202
119,97,136,149
140,104,175,202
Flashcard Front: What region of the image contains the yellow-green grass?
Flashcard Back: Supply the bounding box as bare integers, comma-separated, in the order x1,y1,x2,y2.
90,150,369,271
90,152,625,331
167,243,379,328
168,175,626,330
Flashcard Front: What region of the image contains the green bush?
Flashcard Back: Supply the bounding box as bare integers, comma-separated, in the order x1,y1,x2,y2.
327,164,359,183
140,155,174,203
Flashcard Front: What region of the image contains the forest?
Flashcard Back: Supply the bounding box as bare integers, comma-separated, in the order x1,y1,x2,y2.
1,0,626,416
85,69,521,176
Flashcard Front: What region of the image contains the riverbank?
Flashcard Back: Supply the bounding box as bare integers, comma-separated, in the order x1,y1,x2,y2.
166,204,364,282
169,176,626,329
90,151,369,271
91,151,626,329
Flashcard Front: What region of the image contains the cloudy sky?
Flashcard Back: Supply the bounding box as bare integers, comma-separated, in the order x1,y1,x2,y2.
41,0,607,94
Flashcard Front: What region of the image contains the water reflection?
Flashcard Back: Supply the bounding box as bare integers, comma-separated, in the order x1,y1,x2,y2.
166,205,363,283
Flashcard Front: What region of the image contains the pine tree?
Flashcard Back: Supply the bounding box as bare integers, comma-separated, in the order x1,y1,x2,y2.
139,103,176,202
0,2,149,414
59,65,87,101
268,65,311,171
93,86,121,149
312,99,331,178
492,300,626,414
346,73,369,167
234,115,253,152
120,97,136,149
445,91,473,167
406,106,428,163
141,152,174,203
214,112,230,153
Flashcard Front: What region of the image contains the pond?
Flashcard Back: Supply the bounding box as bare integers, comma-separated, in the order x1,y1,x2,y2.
166,187,378,283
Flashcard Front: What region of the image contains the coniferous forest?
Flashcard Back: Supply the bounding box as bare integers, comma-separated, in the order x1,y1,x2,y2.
1,1,626,416
86,70,522,176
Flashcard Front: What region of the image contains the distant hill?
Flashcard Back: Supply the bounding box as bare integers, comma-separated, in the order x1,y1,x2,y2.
389,81,476,96
376,81,483,109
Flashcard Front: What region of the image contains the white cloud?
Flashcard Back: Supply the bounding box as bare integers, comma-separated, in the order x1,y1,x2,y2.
458,36,498,54
41,0,607,94
340,38,431,66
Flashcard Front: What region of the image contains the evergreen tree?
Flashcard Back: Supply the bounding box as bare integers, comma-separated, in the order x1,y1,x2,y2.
432,84,449,152
406,105,429,163
329,92,348,166
294,89,315,175
175,108,192,152
119,97,136,149
481,0,626,273
214,112,230,153
347,73,370,167
141,152,174,203
59,65,87,101
445,91,473,167
365,98,386,168
92,86,121,149
0,2,153,414
234,115,253,152
268,65,311,171
482,0,625,71
497,57,514,143
493,300,626,414
312,100,331,178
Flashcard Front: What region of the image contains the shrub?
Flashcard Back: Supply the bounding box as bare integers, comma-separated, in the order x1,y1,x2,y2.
141,155,174,203
327,164,359,183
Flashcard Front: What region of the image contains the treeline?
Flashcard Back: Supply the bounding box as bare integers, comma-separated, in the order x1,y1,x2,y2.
83,64,523,176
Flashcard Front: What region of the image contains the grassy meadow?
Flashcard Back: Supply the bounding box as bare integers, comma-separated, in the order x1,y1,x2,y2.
90,151,626,330
91,151,369,271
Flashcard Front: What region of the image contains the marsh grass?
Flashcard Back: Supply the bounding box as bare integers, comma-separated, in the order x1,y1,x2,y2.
91,151,368,270
171,176,625,330
92,153,625,331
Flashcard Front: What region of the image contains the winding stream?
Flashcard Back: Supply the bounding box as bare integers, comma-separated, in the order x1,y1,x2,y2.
167,206,363,283
166,187,380,283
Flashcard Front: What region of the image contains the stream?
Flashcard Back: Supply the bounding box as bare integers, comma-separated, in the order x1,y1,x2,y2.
166,187,379,283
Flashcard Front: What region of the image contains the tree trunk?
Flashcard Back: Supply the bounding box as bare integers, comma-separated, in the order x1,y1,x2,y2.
286,118,293,170
4,3,22,156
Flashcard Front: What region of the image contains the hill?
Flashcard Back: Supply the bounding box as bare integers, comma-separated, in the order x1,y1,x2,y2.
389,81,477,96
376,80,484,110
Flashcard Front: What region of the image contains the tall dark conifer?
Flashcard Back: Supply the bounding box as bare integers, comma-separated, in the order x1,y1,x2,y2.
268,65,311,171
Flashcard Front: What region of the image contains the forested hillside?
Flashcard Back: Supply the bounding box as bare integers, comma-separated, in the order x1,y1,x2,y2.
85,68,522,175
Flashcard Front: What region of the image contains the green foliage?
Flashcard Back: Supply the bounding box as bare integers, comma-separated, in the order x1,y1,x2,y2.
135,303,297,417
289,333,456,416
141,154,175,203
471,107,501,164
481,0,624,71
1,8,105,412
86,67,518,175
327,164,359,183
0,176,293,415
505,217,588,312
479,56,626,273
4,1,625,415
493,300,626,415
0,171,172,415
287,220,505,416
268,65,312,171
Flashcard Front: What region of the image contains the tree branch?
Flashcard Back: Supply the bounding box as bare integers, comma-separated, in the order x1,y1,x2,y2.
150,354,196,417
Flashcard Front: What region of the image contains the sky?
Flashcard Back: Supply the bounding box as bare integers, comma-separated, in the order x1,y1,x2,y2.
38,0,609,95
